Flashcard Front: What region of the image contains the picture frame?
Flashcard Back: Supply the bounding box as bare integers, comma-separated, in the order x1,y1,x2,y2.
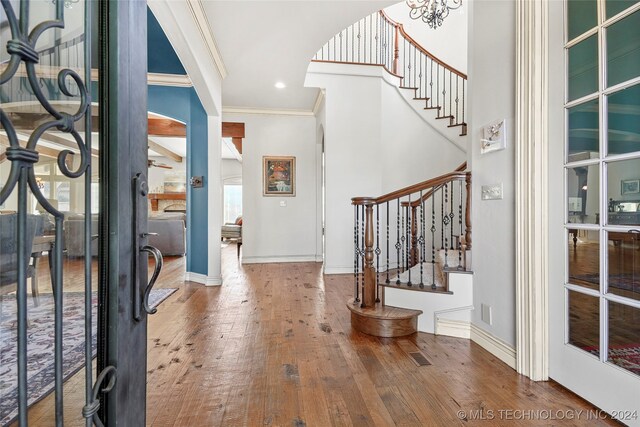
263,156,296,196
621,179,640,195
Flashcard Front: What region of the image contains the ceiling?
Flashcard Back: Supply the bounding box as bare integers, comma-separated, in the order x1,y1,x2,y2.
201,1,398,112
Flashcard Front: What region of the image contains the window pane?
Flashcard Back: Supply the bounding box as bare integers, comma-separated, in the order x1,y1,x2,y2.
607,84,640,155
607,231,640,300
567,164,600,224
606,0,640,19
608,301,640,376
568,0,598,41
568,234,600,291
568,35,599,101
224,185,242,224
607,10,640,87
568,290,600,356
55,182,70,212
607,158,640,226
568,99,599,158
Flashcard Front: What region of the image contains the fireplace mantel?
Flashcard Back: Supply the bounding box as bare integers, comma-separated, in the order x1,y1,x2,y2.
149,193,186,211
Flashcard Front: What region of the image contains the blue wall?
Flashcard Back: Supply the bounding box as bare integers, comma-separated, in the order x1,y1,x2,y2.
148,9,187,75
148,86,209,275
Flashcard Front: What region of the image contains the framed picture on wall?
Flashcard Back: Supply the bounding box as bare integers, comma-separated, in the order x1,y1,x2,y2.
621,179,640,195
263,156,296,196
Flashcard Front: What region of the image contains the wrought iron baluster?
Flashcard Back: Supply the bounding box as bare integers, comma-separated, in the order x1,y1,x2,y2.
400,200,405,274
430,59,434,108
375,204,380,302
443,183,449,268
420,190,425,288
459,179,463,270
357,20,361,63
455,76,459,125
407,195,412,286
386,201,390,284
396,198,401,284
431,190,436,289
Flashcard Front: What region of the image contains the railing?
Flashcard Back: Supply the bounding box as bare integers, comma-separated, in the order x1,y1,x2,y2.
351,163,471,308
313,10,467,130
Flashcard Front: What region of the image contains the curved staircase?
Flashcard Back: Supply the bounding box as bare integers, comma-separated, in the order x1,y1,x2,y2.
348,163,472,337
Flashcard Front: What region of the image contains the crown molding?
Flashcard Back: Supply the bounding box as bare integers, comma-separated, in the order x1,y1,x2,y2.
222,106,315,117
186,0,228,80
148,73,193,87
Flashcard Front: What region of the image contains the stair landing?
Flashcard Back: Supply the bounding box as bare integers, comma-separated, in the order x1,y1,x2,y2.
346,299,422,338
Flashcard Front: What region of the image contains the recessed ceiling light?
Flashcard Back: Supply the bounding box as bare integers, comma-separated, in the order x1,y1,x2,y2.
275,81,286,89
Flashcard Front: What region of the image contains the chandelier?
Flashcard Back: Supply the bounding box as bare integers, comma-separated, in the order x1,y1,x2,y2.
406,0,462,29
50,0,80,9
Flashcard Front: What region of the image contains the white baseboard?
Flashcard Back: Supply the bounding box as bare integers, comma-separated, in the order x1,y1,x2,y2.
185,271,222,286
241,255,320,264
323,266,354,275
436,319,471,339
470,324,517,370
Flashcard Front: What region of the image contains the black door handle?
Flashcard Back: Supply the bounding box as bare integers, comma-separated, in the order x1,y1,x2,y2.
140,245,163,315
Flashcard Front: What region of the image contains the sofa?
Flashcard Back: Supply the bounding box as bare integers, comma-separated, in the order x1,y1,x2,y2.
221,216,242,257
64,212,186,257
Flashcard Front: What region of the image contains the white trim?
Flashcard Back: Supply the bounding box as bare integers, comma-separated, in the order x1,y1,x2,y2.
222,106,315,117
435,319,471,339
186,0,228,80
313,90,326,116
323,266,355,275
471,324,517,370
148,73,193,87
242,255,321,264
185,271,222,286
515,0,550,381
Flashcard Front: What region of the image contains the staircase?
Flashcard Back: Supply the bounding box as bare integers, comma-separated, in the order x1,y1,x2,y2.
348,163,472,337
313,10,467,137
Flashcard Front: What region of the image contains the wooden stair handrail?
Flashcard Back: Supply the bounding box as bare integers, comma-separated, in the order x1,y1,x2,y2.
352,169,469,206
403,162,467,208
378,10,467,79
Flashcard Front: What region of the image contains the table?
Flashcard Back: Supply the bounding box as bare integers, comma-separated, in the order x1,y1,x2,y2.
30,235,55,298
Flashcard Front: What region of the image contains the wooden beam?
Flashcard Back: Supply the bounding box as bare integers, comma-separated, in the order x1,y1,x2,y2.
21,132,100,158
222,122,245,138
231,137,243,155
148,117,186,137
0,134,70,160
148,138,183,163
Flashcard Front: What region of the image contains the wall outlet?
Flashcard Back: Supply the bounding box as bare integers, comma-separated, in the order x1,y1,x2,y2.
279,200,287,207
481,184,503,200
481,304,492,325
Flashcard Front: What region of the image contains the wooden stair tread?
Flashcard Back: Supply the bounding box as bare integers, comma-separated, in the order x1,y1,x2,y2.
346,299,422,320
380,282,452,294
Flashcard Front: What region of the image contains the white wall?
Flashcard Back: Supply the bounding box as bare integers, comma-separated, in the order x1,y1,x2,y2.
222,113,319,263
147,156,187,193
222,159,242,184
467,0,516,347
384,1,468,74
306,63,465,273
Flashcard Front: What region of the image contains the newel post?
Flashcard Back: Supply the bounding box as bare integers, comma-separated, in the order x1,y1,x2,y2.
393,25,400,75
363,201,377,308
465,172,472,249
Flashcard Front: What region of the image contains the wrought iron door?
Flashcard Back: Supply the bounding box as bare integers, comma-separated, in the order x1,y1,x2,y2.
0,0,156,425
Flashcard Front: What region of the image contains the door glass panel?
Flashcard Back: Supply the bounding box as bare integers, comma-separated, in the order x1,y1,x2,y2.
607,84,640,156
569,236,600,291
608,301,640,376
568,0,598,41
568,35,599,101
567,164,600,224
0,1,98,424
606,0,640,19
606,158,640,226
568,290,600,356
606,10,640,88
607,231,640,300
568,99,599,158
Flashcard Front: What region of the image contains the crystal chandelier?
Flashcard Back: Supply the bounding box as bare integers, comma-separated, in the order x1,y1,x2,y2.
406,0,462,29
50,0,80,9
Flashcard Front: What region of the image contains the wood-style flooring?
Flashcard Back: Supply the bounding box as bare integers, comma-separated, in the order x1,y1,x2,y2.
21,244,620,426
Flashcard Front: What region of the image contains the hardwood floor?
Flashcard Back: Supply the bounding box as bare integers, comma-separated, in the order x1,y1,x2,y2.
21,244,620,426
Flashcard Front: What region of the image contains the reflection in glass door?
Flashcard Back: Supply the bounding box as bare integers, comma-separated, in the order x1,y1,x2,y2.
562,0,640,405
0,0,103,425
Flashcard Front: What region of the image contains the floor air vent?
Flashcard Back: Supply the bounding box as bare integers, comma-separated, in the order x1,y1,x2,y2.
408,351,431,366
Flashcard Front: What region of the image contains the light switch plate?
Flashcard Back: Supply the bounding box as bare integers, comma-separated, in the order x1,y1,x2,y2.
279,200,287,207
481,184,503,200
